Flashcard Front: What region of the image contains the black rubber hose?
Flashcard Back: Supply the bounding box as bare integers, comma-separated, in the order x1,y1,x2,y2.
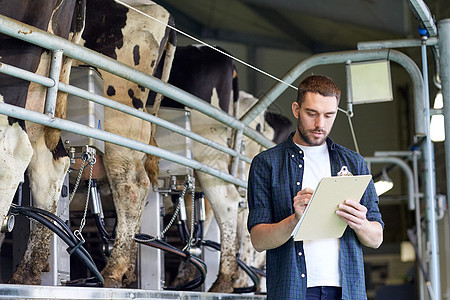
176,220,189,244
135,233,207,290
10,206,104,284
93,214,111,244
250,266,266,277
16,205,75,240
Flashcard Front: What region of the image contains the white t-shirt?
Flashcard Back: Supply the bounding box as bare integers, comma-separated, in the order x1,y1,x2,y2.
296,142,341,288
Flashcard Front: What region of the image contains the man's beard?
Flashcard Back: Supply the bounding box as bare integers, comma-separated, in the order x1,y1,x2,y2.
297,120,328,146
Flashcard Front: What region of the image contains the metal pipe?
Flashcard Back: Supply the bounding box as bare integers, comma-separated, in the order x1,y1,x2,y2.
409,148,425,300
408,0,438,37
0,61,54,87
0,61,252,164
241,49,426,137
230,129,244,177
364,156,415,211
374,151,416,157
345,60,354,118
0,14,274,149
357,37,439,50
59,83,252,164
0,102,247,188
421,37,440,300
438,19,450,249
45,49,63,117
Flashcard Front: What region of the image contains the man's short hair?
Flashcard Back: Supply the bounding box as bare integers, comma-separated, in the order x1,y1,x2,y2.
297,74,341,106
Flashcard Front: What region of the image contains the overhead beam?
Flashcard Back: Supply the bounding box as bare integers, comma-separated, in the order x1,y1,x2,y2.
155,0,300,50
240,0,409,35
241,3,316,53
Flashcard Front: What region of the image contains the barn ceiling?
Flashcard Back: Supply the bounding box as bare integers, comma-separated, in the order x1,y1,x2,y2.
150,0,450,198
154,0,450,53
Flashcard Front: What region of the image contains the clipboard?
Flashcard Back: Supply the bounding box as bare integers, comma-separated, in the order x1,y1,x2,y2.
291,174,372,241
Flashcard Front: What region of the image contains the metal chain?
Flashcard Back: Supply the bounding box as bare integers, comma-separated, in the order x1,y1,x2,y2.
59,155,88,218
77,160,94,234
182,186,196,251
60,148,96,244
136,176,196,249
135,183,187,243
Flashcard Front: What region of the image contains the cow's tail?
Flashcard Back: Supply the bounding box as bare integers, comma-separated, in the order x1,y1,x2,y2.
44,0,87,152
149,15,177,117
144,135,160,187
232,64,239,104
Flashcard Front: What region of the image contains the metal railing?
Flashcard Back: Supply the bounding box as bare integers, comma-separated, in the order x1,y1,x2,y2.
0,14,275,189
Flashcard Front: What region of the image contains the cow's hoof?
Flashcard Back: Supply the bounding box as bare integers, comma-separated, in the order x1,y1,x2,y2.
9,270,41,285
208,275,234,293
103,276,123,288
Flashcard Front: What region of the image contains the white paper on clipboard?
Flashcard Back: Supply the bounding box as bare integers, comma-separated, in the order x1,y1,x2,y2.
291,174,372,241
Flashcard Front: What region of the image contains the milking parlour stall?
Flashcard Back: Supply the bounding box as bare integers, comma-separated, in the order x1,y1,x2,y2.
1,0,450,300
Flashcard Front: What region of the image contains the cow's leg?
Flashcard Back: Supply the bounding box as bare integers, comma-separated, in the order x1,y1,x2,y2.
233,206,266,290
0,109,33,224
196,172,240,293
190,108,240,293
9,136,69,285
101,145,150,288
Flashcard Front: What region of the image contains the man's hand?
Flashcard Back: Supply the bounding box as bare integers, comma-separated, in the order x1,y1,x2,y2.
335,199,367,230
293,188,314,220
250,187,315,252
336,199,383,248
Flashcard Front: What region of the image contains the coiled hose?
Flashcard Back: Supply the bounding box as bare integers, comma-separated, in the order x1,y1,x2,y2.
10,205,104,285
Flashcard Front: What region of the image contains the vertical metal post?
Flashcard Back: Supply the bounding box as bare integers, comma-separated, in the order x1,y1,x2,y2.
138,189,164,290
421,37,441,300
230,129,244,177
438,18,450,300
413,149,425,300
45,49,64,117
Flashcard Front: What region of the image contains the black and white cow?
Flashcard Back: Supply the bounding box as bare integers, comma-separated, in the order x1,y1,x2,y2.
0,0,86,284
156,44,240,292
233,92,292,292
80,0,176,288
1,0,175,288
264,111,292,144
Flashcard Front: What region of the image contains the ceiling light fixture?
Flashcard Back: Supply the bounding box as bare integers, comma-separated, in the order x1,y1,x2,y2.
374,169,394,196
430,91,445,142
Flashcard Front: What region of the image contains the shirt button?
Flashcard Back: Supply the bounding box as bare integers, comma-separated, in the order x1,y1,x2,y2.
299,150,303,154
291,154,295,158
296,182,300,186
299,164,302,168
298,251,302,256
301,274,305,278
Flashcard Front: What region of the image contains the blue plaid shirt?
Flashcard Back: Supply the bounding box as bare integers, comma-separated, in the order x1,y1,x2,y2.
247,132,384,300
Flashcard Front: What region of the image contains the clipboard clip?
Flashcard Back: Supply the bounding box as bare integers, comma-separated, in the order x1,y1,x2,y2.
337,166,353,176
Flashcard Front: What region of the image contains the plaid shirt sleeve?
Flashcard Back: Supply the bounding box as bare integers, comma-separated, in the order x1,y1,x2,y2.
247,153,273,232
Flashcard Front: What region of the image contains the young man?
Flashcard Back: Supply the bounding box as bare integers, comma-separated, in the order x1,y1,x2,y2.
247,74,383,299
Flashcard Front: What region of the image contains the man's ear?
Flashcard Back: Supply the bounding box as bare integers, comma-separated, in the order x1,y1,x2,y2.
292,101,300,119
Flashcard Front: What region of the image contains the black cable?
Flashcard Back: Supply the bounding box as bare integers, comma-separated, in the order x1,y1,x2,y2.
135,233,207,291
177,220,189,244
250,266,266,277
10,205,104,285
195,220,203,243
93,214,111,244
